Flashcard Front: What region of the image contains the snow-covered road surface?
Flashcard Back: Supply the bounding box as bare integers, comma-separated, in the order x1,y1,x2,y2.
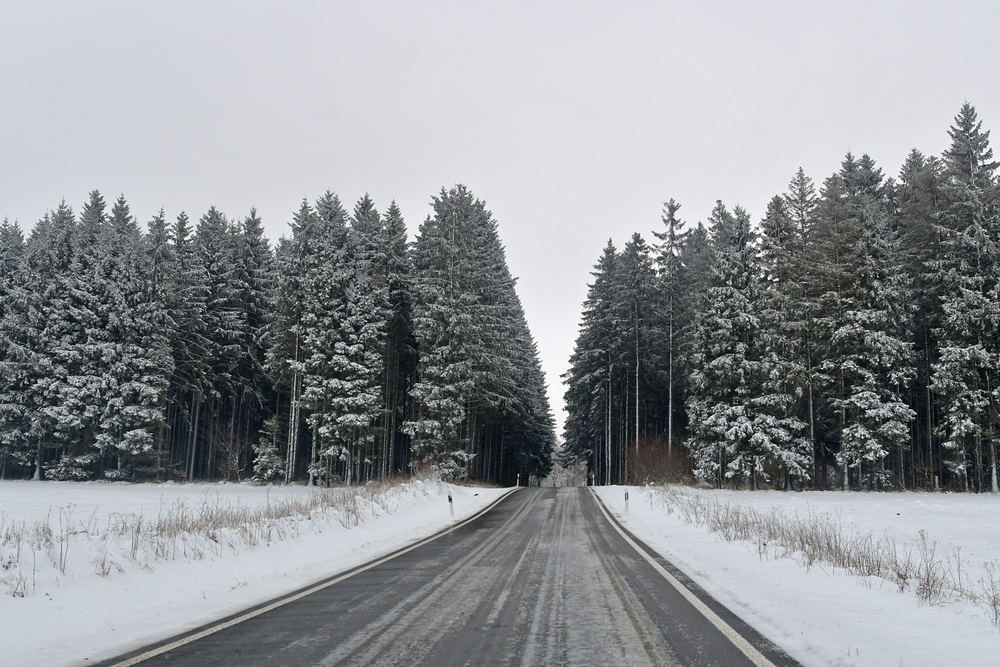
98,487,798,667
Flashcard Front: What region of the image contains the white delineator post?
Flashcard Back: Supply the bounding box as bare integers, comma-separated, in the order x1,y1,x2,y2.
448,492,454,517
624,490,629,514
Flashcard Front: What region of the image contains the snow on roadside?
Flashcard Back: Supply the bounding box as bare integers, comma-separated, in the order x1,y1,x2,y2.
0,478,508,667
595,485,1000,667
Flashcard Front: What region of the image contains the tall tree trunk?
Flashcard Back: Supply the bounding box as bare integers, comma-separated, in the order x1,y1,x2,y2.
634,307,639,484
188,396,201,481
309,427,318,486
667,311,674,456
286,329,302,484
606,355,612,486
205,396,215,480
926,358,934,489
989,439,1000,493
33,439,43,481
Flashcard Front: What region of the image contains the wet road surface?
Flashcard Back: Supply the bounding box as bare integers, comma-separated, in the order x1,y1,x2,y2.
100,487,799,667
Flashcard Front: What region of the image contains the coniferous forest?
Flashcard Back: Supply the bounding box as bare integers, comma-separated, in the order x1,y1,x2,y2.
564,103,1000,493
0,184,555,484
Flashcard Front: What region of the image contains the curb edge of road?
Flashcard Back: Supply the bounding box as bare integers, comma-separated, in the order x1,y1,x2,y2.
96,484,521,667
588,487,802,667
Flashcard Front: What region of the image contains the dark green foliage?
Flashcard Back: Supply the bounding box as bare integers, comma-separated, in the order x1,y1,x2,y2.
406,185,554,483
564,102,1000,492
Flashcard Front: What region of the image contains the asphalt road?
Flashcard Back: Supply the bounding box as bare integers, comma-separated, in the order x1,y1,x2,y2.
100,487,800,667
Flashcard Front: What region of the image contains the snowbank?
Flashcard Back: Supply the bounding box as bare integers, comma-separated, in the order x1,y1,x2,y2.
595,485,1000,667
0,478,508,666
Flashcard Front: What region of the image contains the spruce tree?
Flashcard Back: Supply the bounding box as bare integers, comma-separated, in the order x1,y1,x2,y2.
898,151,945,487
294,194,352,484
563,241,621,485
686,203,768,487
169,211,212,480
230,208,274,479
930,103,1000,492
96,195,171,479
43,191,112,479
145,209,178,477
842,157,916,488
379,201,417,476
8,203,78,479
812,155,916,488
781,169,824,482
407,185,553,482
0,219,27,477
757,196,811,487
652,200,688,455
405,187,482,478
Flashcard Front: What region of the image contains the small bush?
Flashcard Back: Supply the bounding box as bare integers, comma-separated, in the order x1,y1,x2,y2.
631,437,693,485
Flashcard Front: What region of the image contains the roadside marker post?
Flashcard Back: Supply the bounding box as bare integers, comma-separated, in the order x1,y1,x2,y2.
624,490,629,514
448,492,454,517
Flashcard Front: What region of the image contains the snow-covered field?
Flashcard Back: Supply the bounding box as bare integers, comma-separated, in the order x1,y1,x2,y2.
0,478,508,667
596,485,1000,667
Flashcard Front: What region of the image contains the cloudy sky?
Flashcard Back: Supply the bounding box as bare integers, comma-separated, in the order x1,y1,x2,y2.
3,1,999,429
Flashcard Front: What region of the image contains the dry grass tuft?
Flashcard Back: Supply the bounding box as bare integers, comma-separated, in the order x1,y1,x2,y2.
0,473,446,597
647,486,1000,625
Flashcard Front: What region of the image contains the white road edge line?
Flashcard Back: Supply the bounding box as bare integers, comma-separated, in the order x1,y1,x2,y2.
106,486,521,667
589,488,776,667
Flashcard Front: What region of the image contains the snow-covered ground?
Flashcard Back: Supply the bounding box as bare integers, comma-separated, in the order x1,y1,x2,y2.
0,478,508,667
595,485,1000,667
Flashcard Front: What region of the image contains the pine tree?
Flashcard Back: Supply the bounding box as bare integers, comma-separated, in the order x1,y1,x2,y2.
252,415,285,482
42,191,113,479
612,234,658,482
0,219,23,318
266,214,309,482
809,166,861,485
468,205,553,483
308,194,391,484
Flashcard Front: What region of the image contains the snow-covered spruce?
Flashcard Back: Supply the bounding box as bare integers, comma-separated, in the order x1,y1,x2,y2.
0,185,554,486
563,102,1000,492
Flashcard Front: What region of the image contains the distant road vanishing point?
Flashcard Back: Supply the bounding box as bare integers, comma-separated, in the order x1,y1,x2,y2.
98,487,800,667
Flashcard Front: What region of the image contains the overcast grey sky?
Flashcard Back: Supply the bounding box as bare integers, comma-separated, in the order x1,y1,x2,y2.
3,1,1000,430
